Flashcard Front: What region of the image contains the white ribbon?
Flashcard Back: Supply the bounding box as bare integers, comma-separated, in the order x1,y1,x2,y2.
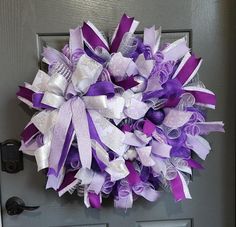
91,140,129,182
41,91,65,108
98,94,125,119
162,37,190,62
89,110,128,156
135,54,154,78
47,72,68,96
31,110,58,134
72,54,103,93
34,139,51,171
136,146,155,167
83,95,108,110
32,70,50,92
124,98,150,120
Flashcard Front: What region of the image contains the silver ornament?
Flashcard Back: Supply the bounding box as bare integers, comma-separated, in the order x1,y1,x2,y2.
123,147,137,161
131,75,147,93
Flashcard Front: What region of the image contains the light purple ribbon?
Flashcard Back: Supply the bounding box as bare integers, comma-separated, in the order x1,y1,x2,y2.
71,98,92,170
48,100,74,176
115,181,133,209
196,121,225,135
69,26,83,54
42,46,71,68
132,182,160,202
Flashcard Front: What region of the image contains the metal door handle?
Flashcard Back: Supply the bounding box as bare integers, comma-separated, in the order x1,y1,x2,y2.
5,196,40,215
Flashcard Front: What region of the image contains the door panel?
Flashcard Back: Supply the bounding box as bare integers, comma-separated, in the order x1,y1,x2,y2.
0,0,234,227
137,219,191,227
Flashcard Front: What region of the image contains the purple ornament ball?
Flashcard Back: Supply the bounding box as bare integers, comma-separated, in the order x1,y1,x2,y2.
146,109,165,125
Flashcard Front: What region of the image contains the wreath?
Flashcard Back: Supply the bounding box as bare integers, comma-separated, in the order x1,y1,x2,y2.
17,14,224,209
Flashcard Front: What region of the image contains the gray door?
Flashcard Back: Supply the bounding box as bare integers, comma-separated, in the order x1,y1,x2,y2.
0,0,235,227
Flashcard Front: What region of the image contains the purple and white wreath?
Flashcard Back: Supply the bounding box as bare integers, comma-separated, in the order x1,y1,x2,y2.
17,14,224,209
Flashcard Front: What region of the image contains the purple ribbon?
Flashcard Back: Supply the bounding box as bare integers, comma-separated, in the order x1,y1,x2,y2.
142,119,156,137
113,75,139,90
32,93,53,109
82,22,109,51
88,192,101,208
21,123,39,143
84,46,107,64
176,55,202,85
57,171,77,192
121,124,132,132
130,37,152,60
187,159,204,169
143,79,183,101
55,121,74,176
65,146,81,169
170,146,191,159
16,86,34,103
86,81,115,98
101,176,115,195
170,172,185,201
87,111,107,171
126,161,141,186
17,86,53,109
110,14,134,53
187,90,216,107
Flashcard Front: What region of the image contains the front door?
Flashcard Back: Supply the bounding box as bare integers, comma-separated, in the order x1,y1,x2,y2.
0,1,234,227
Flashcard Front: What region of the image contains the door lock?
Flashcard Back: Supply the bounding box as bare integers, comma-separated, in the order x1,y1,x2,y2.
0,139,23,173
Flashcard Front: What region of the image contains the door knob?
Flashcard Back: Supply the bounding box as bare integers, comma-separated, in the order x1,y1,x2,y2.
5,196,40,215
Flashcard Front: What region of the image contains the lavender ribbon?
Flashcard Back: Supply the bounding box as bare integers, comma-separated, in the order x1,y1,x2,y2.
132,182,160,202
71,98,92,169
48,100,74,176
